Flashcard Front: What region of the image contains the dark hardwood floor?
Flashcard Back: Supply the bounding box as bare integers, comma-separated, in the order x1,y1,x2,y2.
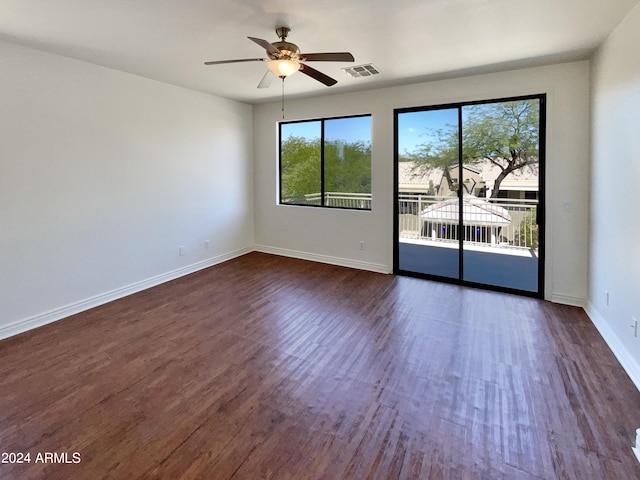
1,252,639,479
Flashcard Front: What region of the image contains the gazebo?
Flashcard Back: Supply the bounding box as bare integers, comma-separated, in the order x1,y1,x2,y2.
420,194,511,245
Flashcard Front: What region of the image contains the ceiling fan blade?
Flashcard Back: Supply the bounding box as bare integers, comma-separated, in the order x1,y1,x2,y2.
204,58,264,65
299,63,338,86
257,71,273,89
300,52,355,62
248,37,281,56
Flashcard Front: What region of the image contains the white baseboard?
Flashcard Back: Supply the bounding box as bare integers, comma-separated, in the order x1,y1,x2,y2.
550,293,586,307
585,302,640,392
0,246,252,341
254,244,392,275
0,245,388,341
14,243,637,408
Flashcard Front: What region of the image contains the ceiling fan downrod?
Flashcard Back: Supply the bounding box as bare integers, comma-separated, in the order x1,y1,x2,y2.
275,27,290,41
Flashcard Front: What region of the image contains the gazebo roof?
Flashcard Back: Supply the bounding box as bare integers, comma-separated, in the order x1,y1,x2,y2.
420,195,512,226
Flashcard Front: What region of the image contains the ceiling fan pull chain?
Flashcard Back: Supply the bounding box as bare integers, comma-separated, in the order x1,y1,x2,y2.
281,77,285,119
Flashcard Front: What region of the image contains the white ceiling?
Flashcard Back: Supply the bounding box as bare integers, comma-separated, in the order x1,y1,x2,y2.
0,0,638,104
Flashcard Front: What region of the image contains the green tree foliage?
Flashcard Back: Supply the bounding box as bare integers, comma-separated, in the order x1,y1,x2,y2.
408,99,540,198
280,135,321,202
281,136,371,201
404,125,459,193
463,100,539,198
517,208,538,249
324,139,371,194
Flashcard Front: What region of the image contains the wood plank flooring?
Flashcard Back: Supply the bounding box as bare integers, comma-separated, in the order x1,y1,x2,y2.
1,252,639,479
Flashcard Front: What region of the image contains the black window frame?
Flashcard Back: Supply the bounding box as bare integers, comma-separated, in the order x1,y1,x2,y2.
393,93,546,298
278,113,372,211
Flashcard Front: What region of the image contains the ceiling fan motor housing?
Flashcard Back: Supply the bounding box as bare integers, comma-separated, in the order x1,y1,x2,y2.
270,41,300,60
270,27,300,60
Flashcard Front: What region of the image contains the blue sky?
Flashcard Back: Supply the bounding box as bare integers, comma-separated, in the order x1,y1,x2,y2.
280,108,459,154
281,116,372,145
397,108,458,155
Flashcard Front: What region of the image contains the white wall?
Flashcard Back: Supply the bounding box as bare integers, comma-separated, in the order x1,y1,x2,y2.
0,38,596,345
589,4,640,389
0,40,254,338
253,62,591,304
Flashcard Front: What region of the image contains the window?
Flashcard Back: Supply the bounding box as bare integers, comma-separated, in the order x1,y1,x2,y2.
279,114,372,210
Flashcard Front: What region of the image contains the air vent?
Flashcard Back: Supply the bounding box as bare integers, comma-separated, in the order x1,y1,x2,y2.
342,63,380,78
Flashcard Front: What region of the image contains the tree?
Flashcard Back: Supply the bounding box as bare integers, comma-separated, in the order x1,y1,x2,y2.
404,126,459,193
407,99,540,198
280,135,321,201
517,208,538,249
463,100,539,198
280,136,371,201
324,139,371,194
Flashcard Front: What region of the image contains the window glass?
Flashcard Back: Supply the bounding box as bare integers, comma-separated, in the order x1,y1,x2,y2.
279,115,371,210
324,116,372,197
280,121,321,206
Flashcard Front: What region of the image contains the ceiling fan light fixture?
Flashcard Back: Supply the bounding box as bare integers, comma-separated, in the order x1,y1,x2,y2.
266,59,300,78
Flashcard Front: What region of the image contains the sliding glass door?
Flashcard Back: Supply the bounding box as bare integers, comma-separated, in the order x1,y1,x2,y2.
394,95,545,296
397,107,461,280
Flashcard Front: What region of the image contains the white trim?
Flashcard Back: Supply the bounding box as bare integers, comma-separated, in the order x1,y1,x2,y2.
254,244,392,274
550,293,586,307
0,245,389,342
585,302,640,392
0,246,252,341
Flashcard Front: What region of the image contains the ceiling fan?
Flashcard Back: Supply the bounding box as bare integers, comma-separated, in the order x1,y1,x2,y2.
204,27,355,88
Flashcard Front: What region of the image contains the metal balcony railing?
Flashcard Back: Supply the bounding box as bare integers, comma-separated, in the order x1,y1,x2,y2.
399,194,538,250
281,192,538,250
281,192,372,210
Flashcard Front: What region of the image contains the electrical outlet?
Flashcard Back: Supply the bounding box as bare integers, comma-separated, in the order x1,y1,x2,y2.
179,246,186,256
606,291,609,306
359,241,365,251
205,240,210,249
632,317,638,338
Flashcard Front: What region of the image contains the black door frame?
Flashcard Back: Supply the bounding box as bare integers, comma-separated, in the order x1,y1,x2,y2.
393,93,546,298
